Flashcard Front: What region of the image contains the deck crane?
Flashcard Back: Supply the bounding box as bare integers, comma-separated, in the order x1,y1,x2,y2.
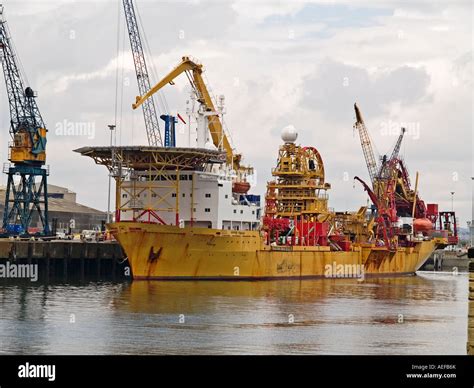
0,6,49,235
122,0,163,146
133,56,248,174
389,127,405,162
353,104,415,249
379,127,405,179
353,104,435,249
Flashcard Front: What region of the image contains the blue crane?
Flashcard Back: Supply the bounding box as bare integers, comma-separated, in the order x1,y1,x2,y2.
0,6,49,236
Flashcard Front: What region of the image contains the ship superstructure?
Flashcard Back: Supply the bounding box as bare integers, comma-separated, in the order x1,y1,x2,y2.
78,55,260,232
77,145,260,231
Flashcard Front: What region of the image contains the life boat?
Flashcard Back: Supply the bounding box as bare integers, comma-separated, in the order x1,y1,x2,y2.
413,218,433,233
232,181,250,194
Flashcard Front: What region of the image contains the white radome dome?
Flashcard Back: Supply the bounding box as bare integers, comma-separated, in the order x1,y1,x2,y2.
281,125,298,143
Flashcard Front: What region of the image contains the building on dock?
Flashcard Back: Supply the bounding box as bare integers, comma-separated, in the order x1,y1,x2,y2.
0,184,106,233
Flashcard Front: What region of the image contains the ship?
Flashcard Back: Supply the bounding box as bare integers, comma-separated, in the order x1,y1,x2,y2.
76,57,458,280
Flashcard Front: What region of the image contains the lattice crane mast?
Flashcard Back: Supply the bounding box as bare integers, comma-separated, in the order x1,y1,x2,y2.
0,6,49,235
379,127,406,179
389,127,405,161
353,103,379,186
123,0,163,146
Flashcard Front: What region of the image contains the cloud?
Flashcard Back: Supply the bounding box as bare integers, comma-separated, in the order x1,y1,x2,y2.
231,0,305,22
302,60,430,123
0,0,470,228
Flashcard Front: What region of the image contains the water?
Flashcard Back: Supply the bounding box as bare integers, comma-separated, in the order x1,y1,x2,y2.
0,272,468,355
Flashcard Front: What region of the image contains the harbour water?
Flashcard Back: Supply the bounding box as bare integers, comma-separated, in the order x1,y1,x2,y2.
0,272,468,355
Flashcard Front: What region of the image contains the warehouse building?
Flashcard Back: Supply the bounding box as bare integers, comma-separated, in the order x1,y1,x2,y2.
0,184,106,233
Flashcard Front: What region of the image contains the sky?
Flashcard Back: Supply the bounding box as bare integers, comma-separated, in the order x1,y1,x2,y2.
0,0,472,226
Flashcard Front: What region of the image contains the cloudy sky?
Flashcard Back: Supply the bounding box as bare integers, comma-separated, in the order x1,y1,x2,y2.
0,0,472,226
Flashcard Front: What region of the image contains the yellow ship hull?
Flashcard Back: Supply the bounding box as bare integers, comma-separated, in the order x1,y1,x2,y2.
108,222,441,280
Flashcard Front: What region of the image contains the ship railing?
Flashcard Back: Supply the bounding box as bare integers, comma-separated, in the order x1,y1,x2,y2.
271,168,304,175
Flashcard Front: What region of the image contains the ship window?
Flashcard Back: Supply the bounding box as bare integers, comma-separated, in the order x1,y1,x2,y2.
252,211,255,215
152,193,157,198
205,193,211,198
172,193,176,198
204,208,211,213
233,209,236,214
180,175,187,181
240,210,243,214
218,183,223,187
189,174,193,180
182,193,185,197
193,208,196,212
225,195,228,199
122,194,127,198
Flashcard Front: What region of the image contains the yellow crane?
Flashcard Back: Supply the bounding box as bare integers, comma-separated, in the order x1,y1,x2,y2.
133,56,247,173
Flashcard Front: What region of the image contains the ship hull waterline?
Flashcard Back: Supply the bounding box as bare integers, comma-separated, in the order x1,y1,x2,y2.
109,222,440,281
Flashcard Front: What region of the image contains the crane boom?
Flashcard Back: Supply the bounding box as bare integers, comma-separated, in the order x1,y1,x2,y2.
123,0,162,146
133,56,239,169
379,127,406,179
389,127,405,161
354,103,379,185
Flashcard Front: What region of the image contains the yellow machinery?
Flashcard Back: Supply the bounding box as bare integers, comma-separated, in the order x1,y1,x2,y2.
263,133,374,247
132,56,249,174
265,142,330,219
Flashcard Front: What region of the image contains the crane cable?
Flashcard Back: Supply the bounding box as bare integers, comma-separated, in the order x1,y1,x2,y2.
113,0,121,146
134,1,169,115
5,21,29,89
118,15,126,147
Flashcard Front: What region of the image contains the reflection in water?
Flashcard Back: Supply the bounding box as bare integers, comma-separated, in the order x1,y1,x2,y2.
0,273,468,355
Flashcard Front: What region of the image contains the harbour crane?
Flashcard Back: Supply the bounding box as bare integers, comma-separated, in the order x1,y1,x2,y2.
122,0,163,146
133,56,247,173
0,6,49,235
